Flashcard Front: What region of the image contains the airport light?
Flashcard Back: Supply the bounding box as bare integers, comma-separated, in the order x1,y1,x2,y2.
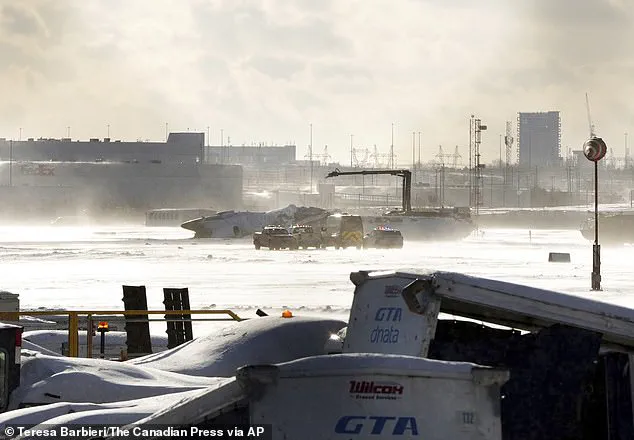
583,136,607,291
97,321,110,358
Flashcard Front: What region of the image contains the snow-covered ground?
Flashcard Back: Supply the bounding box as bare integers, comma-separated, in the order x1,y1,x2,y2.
0,224,631,318
0,222,632,431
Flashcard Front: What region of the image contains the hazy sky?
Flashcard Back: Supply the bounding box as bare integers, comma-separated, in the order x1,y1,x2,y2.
1,0,632,166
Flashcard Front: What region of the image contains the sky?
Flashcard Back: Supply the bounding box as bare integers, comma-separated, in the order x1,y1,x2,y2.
1,0,633,166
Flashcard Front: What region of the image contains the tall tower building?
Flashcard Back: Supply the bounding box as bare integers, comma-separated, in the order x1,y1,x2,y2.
517,111,561,167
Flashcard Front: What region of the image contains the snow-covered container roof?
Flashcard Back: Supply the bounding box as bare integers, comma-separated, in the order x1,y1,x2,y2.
127,316,346,377
238,353,508,383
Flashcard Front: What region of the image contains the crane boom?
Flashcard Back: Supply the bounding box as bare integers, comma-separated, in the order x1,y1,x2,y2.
325,168,412,212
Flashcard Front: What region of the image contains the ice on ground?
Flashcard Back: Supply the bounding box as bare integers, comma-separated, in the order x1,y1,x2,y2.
127,316,347,376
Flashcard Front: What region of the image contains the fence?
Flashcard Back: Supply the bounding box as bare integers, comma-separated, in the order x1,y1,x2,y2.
18,309,243,358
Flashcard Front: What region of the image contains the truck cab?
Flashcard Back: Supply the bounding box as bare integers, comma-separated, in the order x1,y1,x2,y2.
322,214,364,249
289,225,323,249
253,226,297,250
363,226,404,249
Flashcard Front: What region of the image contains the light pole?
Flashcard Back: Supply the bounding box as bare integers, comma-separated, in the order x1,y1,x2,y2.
309,123,313,193
583,136,607,291
350,134,353,168
9,139,12,187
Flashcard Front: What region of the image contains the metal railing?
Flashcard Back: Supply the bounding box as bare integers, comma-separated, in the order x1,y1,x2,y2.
18,309,243,358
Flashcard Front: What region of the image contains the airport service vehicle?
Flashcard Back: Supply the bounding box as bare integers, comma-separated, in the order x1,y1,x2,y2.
253,226,297,250
362,226,404,249
322,213,364,249
289,225,323,249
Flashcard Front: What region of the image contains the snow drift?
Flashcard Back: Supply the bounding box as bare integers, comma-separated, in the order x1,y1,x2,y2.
9,351,224,410
127,315,347,376
0,316,346,428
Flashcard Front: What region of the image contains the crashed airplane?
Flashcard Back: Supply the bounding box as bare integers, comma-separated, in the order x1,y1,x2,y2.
180,204,331,238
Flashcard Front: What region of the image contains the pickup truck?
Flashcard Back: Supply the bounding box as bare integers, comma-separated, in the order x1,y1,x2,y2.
253,226,298,250
289,225,323,249
362,226,404,249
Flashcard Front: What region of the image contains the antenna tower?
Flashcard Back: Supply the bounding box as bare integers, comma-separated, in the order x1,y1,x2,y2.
470,116,487,213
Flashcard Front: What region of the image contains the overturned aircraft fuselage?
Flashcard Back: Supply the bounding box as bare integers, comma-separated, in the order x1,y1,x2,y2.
180,205,330,238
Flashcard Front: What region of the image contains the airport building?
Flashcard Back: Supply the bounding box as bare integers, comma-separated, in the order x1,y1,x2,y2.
0,133,244,217
517,111,562,167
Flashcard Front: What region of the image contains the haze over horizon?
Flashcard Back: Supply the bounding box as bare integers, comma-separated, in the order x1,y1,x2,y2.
1,0,632,166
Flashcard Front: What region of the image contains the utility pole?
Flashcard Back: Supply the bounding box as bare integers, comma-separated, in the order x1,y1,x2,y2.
9,139,12,187
499,134,502,170
625,132,629,168
350,134,353,168
417,132,421,167
390,123,395,169
165,123,168,141
469,116,473,207
412,132,416,183
310,123,313,193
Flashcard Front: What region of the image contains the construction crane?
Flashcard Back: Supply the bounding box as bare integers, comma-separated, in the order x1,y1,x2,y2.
326,168,412,212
